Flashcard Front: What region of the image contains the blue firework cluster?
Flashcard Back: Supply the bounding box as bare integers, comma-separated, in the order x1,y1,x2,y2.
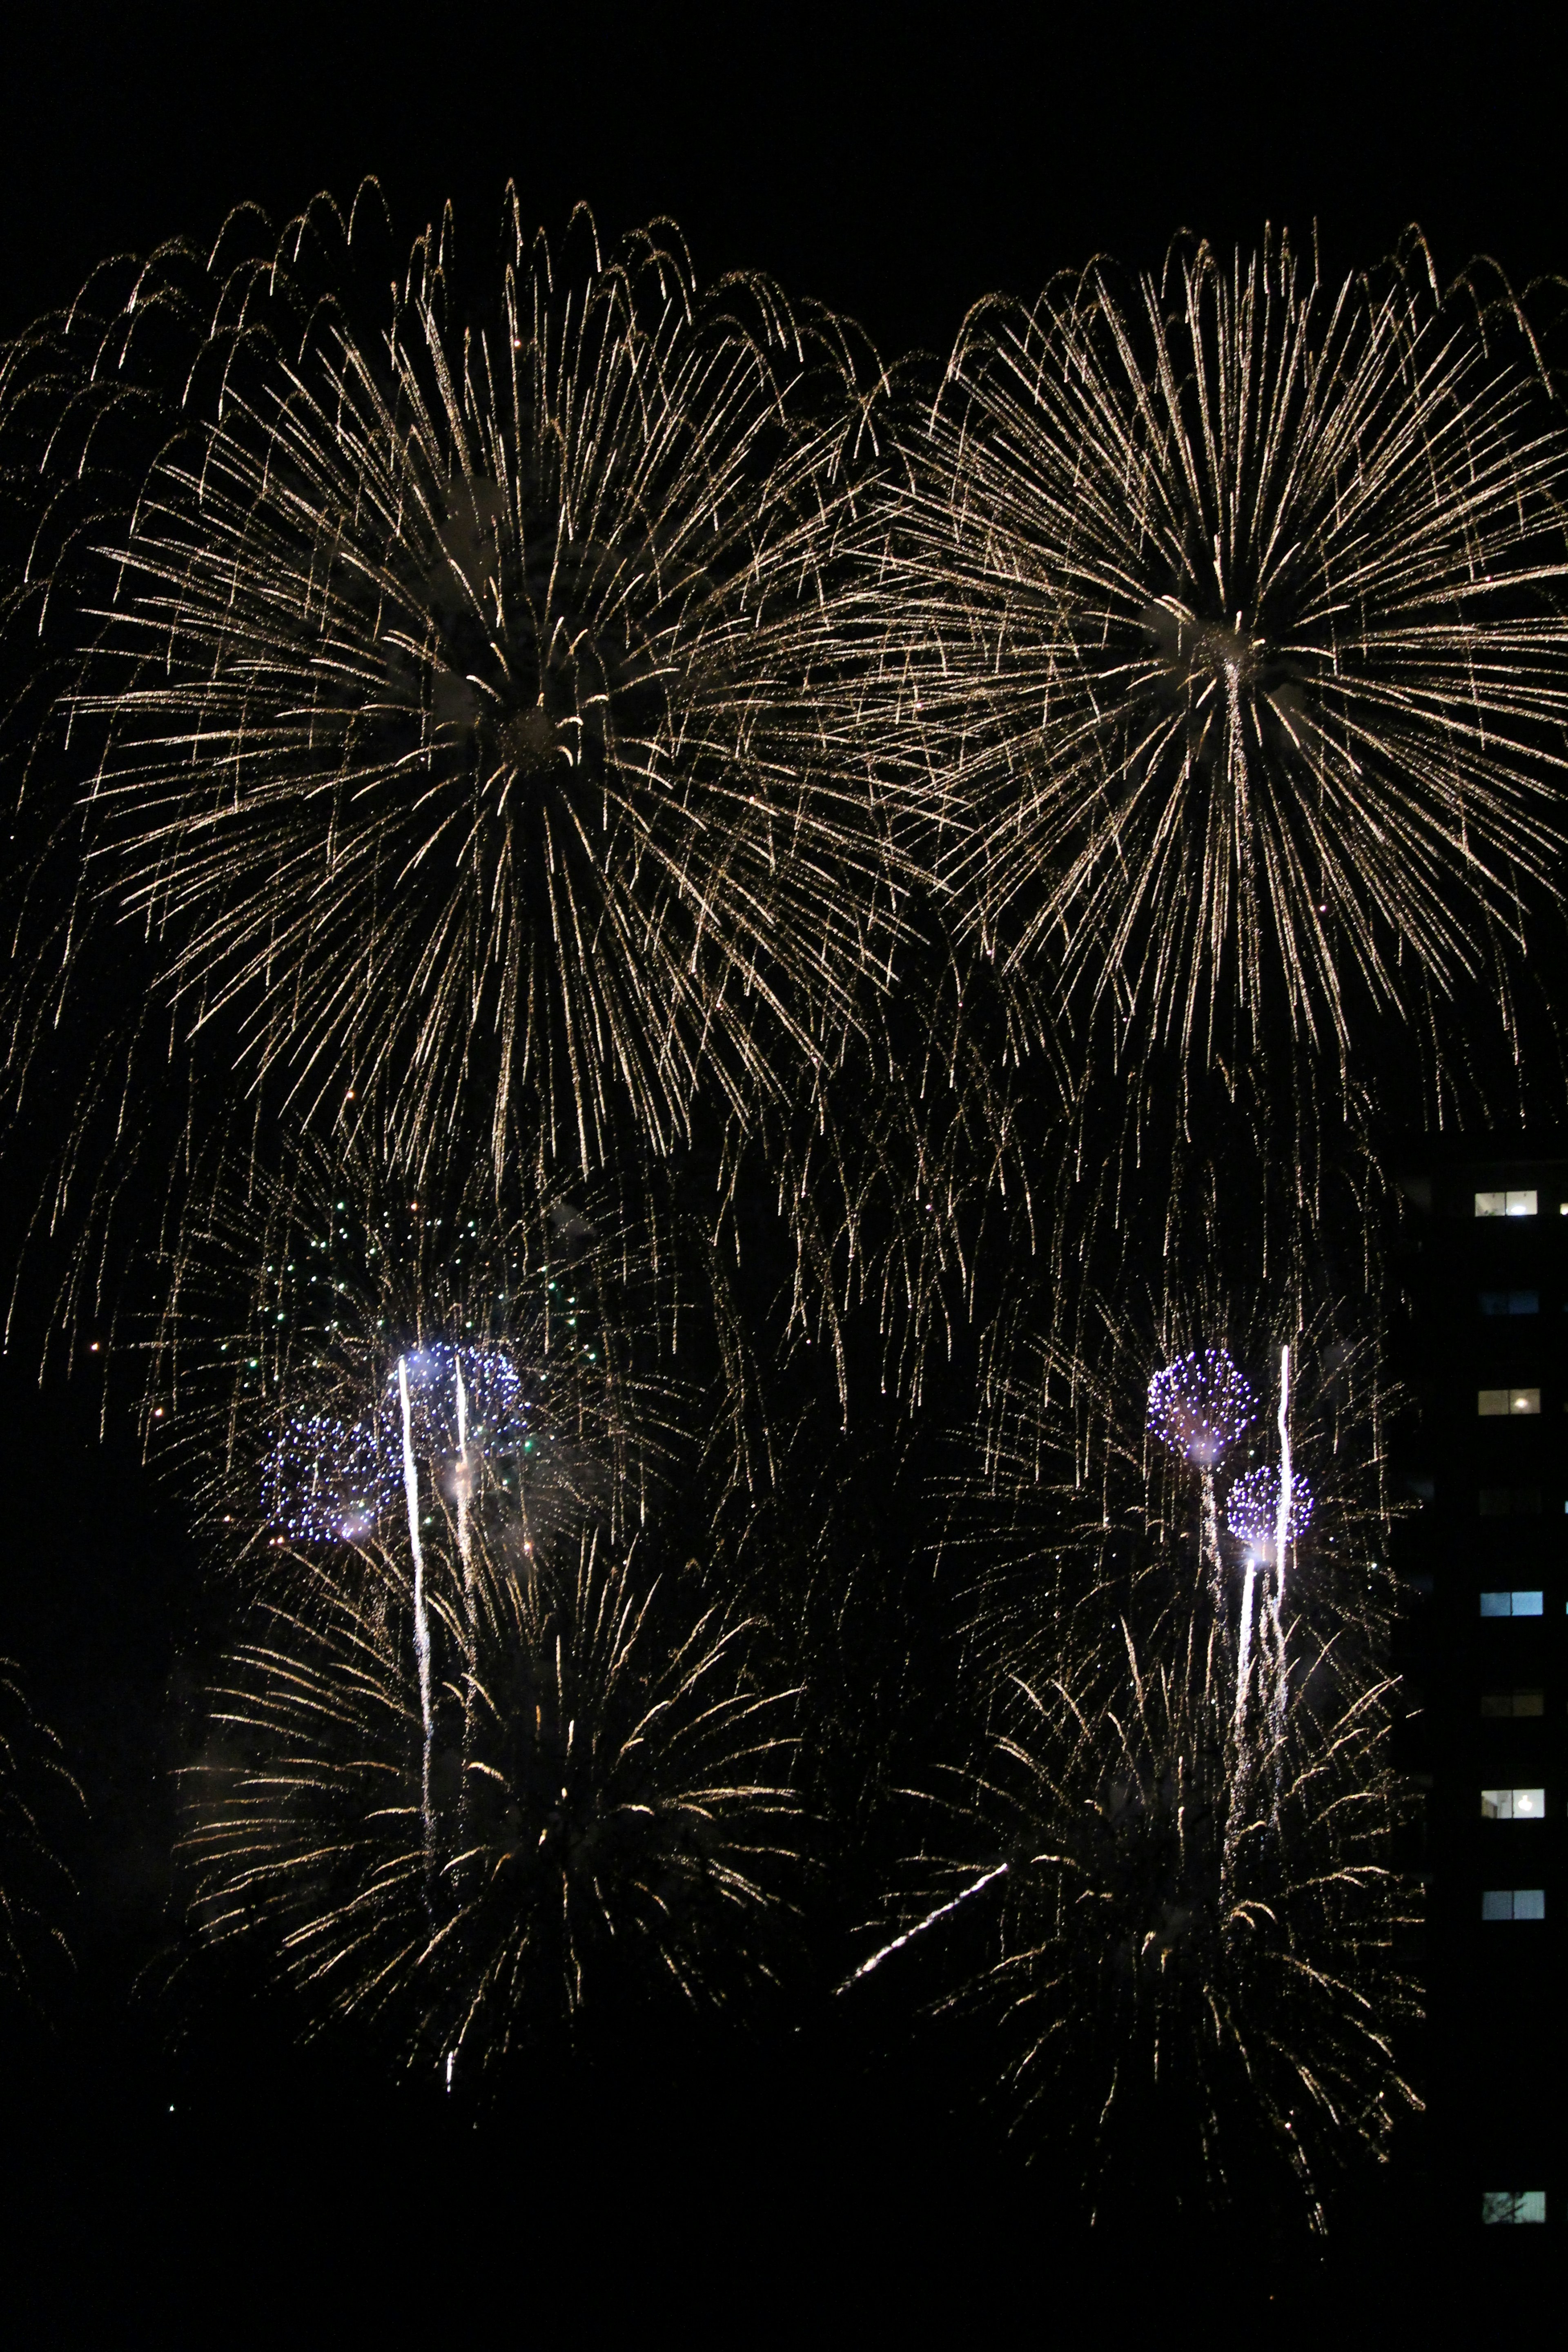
389,1342,529,1459
1145,1348,1257,1468
1225,1463,1316,1550
262,1343,534,1542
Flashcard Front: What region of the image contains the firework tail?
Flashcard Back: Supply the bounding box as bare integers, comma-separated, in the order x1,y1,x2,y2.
399,1355,434,1868
842,1863,1011,1987
1267,1344,1293,1750
1227,1503,1263,1885
454,1353,475,1637
1200,1466,1225,1619
454,1352,477,1842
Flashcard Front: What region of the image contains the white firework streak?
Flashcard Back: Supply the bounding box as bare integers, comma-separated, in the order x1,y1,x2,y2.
841,1862,1011,1987
1267,1344,1294,1747
1199,1466,1224,1615
399,1354,434,1865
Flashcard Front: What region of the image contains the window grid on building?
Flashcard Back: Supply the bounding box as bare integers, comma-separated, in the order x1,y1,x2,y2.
1478,1388,1541,1417
1481,1788,1546,1821
1481,1689,1545,1717
1482,2191,1547,2224
1481,1889,1546,1921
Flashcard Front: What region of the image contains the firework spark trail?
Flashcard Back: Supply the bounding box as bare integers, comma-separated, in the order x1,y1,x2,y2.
453,1348,477,1835
454,1352,472,1594
0,1657,86,2009
1234,1556,1260,1736
399,1354,433,1866
1200,1467,1223,1617
843,1862,1010,1985
1270,1343,1294,1744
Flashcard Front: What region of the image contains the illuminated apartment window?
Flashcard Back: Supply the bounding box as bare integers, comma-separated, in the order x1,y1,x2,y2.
1478,1388,1540,1416
1480,1487,1541,1516
1479,1592,1544,1617
1481,1787,1546,1820
1481,1689,1546,1716
1480,1290,1539,1315
1482,2191,1547,2224
1481,1889,1546,1920
1475,1190,1538,1217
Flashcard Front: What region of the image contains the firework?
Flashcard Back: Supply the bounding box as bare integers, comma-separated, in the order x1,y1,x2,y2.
858,1586,1417,2227
133,1122,690,1572
182,1513,802,2069
261,1343,531,1546
869,1285,1416,2222
1147,1348,1256,1468
879,236,1568,1056
1225,1461,1314,1555
1147,1345,1257,1608
65,197,885,1189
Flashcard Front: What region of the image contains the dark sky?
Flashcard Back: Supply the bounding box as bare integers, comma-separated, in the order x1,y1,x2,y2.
5,5,1568,361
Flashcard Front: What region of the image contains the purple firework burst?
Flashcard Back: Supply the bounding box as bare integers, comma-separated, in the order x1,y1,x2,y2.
1225,1463,1315,1552
1147,1349,1256,1468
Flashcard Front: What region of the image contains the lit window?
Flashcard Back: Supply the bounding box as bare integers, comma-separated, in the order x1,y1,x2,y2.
1481,1689,1545,1717
1478,1388,1540,1416
1481,1889,1546,1920
1475,1190,1538,1218
1482,2191,1547,2224
1479,1592,1544,1617
1481,1787,1546,1820
1479,1290,1539,1315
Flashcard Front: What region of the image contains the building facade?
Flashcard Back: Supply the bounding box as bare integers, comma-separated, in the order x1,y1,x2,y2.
1396,1150,1568,2235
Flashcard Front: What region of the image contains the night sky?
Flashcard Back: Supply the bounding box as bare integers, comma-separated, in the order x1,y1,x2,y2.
5,11,1568,362
2,7,1561,2329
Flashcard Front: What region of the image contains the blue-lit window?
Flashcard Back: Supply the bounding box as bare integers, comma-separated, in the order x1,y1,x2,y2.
1482,1889,1546,1920
1480,1290,1539,1315
1480,1591,1544,1617
1482,2191,1547,2224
